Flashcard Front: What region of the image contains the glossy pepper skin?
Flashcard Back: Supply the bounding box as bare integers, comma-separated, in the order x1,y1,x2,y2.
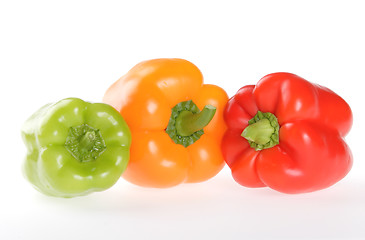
103,58,228,188
21,98,131,197
222,73,353,194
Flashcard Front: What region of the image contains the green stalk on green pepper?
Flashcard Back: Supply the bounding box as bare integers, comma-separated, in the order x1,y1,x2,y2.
21,98,131,197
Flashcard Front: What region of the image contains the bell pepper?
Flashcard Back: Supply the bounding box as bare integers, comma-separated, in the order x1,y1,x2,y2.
222,72,353,194
103,58,228,188
21,98,131,197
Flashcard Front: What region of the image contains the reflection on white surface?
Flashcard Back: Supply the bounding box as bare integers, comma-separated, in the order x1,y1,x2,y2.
2,167,365,239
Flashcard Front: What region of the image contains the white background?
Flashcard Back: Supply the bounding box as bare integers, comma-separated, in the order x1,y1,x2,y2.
1,0,364,239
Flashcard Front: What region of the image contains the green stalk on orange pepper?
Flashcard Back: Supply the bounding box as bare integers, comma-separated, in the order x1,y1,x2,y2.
103,58,228,188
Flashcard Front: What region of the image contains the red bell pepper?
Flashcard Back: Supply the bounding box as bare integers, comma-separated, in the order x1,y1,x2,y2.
222,72,353,194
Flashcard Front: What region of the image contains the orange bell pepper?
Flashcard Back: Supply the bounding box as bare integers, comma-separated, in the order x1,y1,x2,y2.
103,58,228,188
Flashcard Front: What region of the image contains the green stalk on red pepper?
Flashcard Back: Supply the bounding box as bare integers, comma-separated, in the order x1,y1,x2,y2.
222,73,353,194
21,98,131,197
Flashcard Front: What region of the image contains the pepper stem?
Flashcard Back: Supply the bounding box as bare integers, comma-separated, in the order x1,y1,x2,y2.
65,124,106,163
242,118,275,144
79,131,96,151
176,105,216,137
241,111,280,151
165,100,216,147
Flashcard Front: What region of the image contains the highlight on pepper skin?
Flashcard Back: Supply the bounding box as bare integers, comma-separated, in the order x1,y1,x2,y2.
221,72,353,194
103,58,229,188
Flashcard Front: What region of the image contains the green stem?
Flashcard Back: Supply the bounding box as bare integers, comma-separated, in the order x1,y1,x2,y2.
242,119,274,145
79,131,96,151
176,105,216,137
165,100,216,147
65,124,106,163
241,111,280,151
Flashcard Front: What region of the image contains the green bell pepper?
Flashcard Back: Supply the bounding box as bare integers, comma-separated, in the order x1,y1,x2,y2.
21,98,131,197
